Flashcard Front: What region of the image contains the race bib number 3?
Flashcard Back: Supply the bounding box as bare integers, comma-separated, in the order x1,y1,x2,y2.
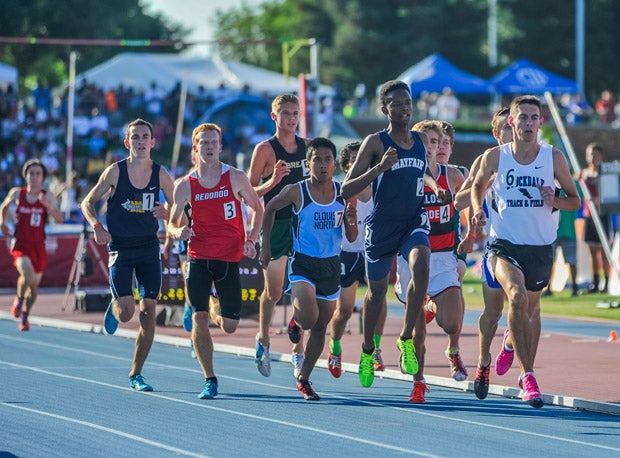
224,201,237,220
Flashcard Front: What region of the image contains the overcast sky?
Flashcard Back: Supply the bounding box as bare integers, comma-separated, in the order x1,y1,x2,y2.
143,0,263,54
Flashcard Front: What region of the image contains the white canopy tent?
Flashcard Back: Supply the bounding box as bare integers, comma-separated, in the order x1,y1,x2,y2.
75,52,331,97
0,61,18,88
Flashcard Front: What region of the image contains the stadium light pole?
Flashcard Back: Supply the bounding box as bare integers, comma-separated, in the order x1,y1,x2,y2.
575,0,585,95
64,51,76,219
488,0,498,68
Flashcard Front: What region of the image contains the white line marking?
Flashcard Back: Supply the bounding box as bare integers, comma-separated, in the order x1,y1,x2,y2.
2,358,619,454
0,401,209,457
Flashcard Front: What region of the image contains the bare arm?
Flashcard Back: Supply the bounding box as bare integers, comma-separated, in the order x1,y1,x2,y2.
0,187,19,235
39,190,63,223
232,168,264,259
343,201,358,243
248,141,290,198
341,134,394,200
471,147,500,230
454,154,484,211
167,178,193,241
259,184,300,268
549,148,581,211
80,164,119,245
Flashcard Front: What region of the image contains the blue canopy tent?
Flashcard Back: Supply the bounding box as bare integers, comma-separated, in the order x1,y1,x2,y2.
395,53,492,96
490,58,578,95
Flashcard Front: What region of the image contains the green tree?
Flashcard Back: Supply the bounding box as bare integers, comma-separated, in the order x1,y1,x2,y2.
0,0,187,94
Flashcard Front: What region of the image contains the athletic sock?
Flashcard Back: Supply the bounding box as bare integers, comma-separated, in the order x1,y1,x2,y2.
330,339,341,355
373,334,382,348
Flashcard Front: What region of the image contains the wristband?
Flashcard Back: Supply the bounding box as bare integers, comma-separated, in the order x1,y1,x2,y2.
467,233,476,241
93,222,103,230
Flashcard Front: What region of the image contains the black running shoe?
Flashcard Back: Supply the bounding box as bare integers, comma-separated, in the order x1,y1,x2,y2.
474,363,490,400
288,317,301,343
297,378,320,401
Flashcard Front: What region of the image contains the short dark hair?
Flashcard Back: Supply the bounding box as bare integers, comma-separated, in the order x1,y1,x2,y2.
379,80,411,106
510,95,542,116
339,141,361,171
22,159,47,179
439,120,455,145
125,118,154,139
307,137,337,161
491,106,510,131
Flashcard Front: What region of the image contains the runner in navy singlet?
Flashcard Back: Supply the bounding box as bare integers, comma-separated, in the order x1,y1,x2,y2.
81,118,175,392
341,80,450,393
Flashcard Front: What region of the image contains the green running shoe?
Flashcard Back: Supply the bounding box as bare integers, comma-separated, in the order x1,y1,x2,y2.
358,349,375,388
397,338,418,375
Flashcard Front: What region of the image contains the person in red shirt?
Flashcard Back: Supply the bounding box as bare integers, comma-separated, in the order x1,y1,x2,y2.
168,122,263,400
0,159,63,331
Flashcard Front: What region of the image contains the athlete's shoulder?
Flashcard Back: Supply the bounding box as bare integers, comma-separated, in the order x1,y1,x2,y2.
252,137,276,157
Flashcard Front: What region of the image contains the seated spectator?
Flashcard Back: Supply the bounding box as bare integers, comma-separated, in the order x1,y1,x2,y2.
596,90,616,124
565,93,592,125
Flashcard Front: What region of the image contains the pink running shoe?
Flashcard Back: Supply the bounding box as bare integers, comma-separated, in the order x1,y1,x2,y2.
519,373,543,408
495,329,514,376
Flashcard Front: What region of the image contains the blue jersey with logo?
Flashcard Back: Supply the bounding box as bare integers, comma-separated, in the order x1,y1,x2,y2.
371,129,427,221
292,180,345,258
107,158,161,249
364,129,430,263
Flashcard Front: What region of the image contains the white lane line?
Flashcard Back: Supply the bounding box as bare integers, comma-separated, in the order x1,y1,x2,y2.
0,361,438,457
0,401,209,457
3,333,620,453
3,359,620,454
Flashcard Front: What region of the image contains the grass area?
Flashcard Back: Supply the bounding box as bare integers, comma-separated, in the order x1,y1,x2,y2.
357,273,620,322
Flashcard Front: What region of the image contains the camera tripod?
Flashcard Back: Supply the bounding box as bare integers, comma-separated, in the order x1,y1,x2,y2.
61,222,109,312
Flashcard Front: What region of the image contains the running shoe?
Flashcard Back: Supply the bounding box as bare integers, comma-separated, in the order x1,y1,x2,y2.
292,352,305,378
445,350,468,381
19,313,29,332
198,379,218,399
182,303,193,332
358,349,375,388
396,338,418,375
287,317,301,344
495,329,514,376
519,373,543,408
103,301,118,335
297,378,320,401
11,296,23,318
424,296,435,324
327,349,342,378
255,334,271,377
474,363,490,400
373,348,385,371
129,374,153,392
409,380,430,403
